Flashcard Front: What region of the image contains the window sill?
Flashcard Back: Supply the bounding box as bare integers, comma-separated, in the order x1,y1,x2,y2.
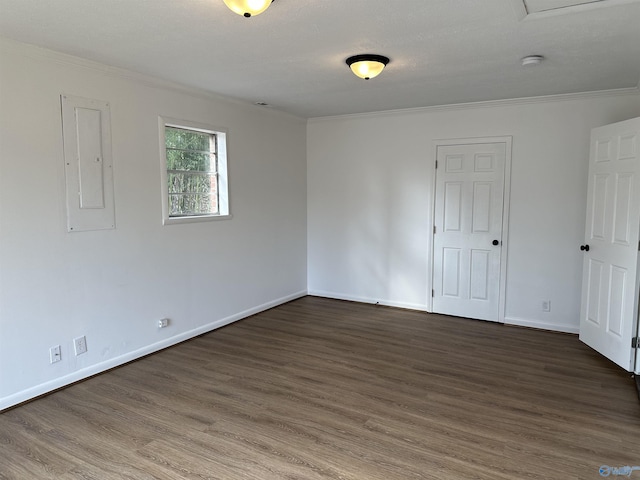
163,214,232,226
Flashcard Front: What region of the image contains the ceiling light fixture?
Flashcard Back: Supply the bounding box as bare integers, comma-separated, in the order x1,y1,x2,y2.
223,0,273,17
346,54,390,80
521,55,544,66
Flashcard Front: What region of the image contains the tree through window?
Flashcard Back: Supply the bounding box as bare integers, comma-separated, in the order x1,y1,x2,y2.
165,126,218,216
160,118,229,224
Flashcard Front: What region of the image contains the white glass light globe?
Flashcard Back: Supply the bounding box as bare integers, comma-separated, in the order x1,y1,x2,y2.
223,0,272,17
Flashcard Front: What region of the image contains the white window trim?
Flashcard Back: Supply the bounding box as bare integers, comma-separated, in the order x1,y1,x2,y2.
159,116,231,225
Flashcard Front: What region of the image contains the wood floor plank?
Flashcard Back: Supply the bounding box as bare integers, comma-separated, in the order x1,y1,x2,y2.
1,296,639,479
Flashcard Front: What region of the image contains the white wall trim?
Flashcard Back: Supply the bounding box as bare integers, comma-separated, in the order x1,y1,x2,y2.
308,88,640,123
427,143,436,313
0,37,305,124
0,290,307,412
3,37,636,124
308,290,429,312
309,291,579,334
504,316,579,334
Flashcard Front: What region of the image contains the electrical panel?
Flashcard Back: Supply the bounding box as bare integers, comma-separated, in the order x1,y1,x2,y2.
61,94,115,232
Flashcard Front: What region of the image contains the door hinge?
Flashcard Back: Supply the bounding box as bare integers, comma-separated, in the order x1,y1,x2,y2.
632,337,639,349
435,160,438,169
433,226,436,234
432,289,435,297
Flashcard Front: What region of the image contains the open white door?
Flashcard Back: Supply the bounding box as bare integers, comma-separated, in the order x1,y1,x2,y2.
579,117,640,372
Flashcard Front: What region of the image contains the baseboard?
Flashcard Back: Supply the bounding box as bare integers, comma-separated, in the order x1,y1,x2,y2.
0,290,307,411
504,316,579,334
310,291,580,334
308,290,428,312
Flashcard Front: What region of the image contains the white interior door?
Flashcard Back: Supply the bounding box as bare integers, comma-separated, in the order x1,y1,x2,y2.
432,142,507,322
579,117,640,372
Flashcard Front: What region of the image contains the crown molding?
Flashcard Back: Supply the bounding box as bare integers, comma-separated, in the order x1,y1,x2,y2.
0,36,306,124
308,87,640,123
2,36,638,125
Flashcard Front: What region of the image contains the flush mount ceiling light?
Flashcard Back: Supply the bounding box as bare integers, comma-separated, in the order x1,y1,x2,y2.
346,54,390,80
223,0,273,17
521,55,544,66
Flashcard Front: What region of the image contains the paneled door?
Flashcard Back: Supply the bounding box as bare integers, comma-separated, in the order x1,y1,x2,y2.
432,141,508,322
579,117,640,372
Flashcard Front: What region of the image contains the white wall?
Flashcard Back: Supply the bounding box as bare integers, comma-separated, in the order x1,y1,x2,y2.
0,39,307,410
307,92,640,332
2,38,639,412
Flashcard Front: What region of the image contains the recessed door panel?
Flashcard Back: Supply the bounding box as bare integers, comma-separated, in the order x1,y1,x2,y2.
590,174,608,240
444,182,463,232
586,259,603,326
612,173,633,245
618,134,636,160
442,248,461,298
470,249,490,301
596,139,611,163
445,155,464,173
474,154,495,172
472,182,492,233
607,266,626,337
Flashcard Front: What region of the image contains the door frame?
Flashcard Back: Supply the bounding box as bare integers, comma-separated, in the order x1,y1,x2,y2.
428,136,513,322
636,275,640,375
634,224,640,375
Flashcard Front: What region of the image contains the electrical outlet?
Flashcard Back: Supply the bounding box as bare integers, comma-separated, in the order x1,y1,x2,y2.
542,300,551,313
158,318,169,329
49,345,61,364
73,335,87,355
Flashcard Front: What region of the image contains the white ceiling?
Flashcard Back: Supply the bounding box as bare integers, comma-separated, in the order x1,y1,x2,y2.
0,0,639,118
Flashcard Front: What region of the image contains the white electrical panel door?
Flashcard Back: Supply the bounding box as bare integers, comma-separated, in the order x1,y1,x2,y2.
61,94,115,232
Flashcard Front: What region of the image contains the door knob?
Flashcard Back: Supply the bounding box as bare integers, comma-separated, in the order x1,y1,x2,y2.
580,244,590,251
492,240,500,246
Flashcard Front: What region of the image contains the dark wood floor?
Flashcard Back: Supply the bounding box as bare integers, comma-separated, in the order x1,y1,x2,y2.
1,296,639,479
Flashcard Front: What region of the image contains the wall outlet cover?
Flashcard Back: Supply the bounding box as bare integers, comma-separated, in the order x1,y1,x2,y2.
49,345,62,364
73,335,88,355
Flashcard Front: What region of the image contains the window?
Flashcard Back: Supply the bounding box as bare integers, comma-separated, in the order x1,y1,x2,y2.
160,117,229,224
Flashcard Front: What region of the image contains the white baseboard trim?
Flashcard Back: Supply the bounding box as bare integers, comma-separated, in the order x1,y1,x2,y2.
504,316,579,334
308,290,428,312
0,290,307,411
309,291,580,335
